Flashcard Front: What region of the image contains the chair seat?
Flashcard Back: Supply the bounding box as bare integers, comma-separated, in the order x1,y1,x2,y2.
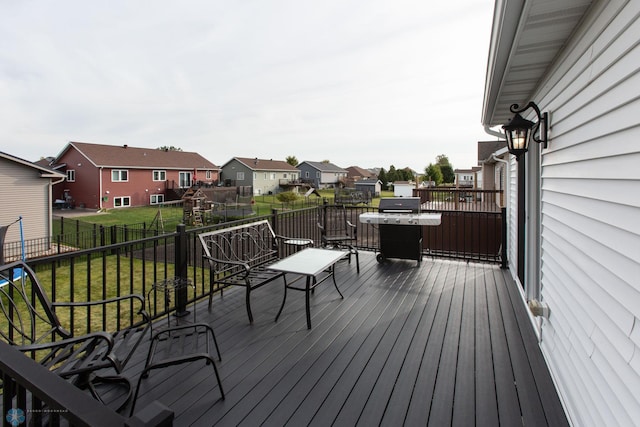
130,323,224,416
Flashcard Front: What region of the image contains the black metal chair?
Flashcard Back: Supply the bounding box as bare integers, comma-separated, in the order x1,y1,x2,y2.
0,260,150,411
317,205,360,273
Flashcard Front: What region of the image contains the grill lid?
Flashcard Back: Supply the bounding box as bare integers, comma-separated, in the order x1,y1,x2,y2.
378,197,421,213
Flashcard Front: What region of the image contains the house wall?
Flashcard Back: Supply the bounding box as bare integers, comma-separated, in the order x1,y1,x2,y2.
0,158,55,243
252,170,298,195
298,164,320,188
393,184,414,198
55,148,101,209
529,1,640,425
221,159,252,188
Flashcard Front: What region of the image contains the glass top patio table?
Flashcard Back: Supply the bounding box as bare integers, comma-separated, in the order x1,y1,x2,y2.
268,248,347,328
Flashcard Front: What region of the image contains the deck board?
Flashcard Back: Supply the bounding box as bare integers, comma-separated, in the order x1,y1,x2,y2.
114,251,568,426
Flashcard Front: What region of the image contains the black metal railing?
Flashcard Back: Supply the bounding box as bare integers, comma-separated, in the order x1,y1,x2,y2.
0,340,173,426
414,188,503,212
1,203,504,424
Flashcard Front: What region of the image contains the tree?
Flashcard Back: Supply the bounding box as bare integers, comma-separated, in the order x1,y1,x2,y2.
157,146,182,151
285,155,298,166
276,191,298,208
425,163,443,186
378,168,388,190
440,165,455,184
387,165,399,183
436,154,450,167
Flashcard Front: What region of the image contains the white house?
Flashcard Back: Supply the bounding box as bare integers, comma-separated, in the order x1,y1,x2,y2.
482,1,640,426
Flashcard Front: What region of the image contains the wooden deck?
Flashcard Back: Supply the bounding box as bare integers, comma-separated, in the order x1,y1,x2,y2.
118,251,568,426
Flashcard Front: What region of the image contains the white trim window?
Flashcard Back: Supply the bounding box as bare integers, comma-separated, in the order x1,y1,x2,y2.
206,170,212,179
153,170,166,181
66,170,75,182
150,194,164,204
113,196,131,207
237,172,245,180
111,170,129,182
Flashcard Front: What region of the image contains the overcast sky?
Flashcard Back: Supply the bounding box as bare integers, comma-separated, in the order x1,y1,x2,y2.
0,1,496,172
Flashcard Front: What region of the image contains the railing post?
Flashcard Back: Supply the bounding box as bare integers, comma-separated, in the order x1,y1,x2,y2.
501,207,508,269
174,223,189,316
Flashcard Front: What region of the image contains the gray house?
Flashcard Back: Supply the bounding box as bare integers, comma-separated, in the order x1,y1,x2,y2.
0,151,66,261
220,157,299,196
354,178,382,197
297,161,347,189
482,1,640,425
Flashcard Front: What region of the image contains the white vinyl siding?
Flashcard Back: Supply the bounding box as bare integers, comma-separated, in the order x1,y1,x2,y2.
530,1,640,425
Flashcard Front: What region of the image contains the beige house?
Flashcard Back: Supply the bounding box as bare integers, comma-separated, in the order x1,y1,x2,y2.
0,151,66,259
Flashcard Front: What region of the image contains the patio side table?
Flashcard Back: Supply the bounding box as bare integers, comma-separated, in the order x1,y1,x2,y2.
147,277,196,332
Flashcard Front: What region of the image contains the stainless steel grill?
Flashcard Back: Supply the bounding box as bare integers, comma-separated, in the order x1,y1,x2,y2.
359,197,441,265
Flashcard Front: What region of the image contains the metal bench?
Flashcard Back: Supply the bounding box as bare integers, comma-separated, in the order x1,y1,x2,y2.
199,220,308,323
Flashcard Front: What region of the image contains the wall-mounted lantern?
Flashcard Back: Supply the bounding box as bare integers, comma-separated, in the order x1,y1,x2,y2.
502,101,549,160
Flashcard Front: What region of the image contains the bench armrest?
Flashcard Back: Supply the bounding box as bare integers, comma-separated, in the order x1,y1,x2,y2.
202,254,251,276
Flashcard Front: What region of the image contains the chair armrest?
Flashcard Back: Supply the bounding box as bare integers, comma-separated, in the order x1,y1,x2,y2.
18,331,114,355
53,294,149,322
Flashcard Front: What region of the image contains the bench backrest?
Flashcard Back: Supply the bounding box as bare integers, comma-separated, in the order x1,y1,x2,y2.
199,220,279,275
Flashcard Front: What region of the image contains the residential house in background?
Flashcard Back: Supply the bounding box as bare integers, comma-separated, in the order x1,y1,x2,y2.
345,166,377,187
482,1,640,425
220,157,299,196
453,168,479,188
297,161,347,189
354,178,382,198
0,151,66,258
476,140,507,192
53,142,219,209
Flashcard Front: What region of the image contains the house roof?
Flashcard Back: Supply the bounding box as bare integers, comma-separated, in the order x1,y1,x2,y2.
299,161,347,173
346,166,376,179
356,178,381,185
225,157,299,172
482,0,593,127
477,140,507,163
1,151,66,179
58,142,219,170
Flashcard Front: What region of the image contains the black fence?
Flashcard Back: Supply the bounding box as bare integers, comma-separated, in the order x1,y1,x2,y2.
1,204,504,424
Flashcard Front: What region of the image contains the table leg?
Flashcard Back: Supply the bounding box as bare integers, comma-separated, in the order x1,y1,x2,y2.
305,275,312,329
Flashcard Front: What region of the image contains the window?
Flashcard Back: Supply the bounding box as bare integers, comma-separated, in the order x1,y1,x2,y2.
270,173,276,180
153,170,166,181
112,170,128,182
237,172,245,180
316,172,320,178
305,171,310,178
206,170,211,179
113,196,131,207
150,194,164,204
179,172,191,188
66,170,75,182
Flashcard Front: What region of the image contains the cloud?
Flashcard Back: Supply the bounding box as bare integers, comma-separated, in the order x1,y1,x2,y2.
0,0,496,170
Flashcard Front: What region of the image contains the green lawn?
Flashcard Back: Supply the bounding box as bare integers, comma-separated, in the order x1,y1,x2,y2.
58,190,393,228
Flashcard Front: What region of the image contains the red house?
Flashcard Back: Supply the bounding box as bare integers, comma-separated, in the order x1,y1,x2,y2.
53,141,220,209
